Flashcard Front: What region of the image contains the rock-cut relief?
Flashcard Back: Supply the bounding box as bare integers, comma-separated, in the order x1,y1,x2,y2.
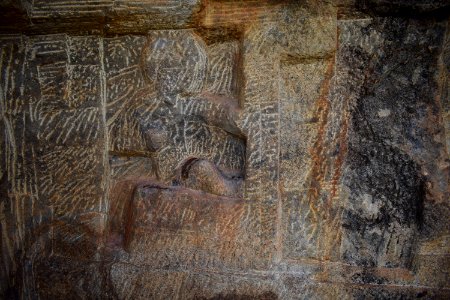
106,30,246,255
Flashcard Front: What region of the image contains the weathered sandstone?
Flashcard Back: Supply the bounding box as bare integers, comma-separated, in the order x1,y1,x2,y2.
0,0,449,298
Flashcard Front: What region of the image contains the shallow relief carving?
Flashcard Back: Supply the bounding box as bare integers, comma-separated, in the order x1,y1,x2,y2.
1,1,449,298
106,29,248,266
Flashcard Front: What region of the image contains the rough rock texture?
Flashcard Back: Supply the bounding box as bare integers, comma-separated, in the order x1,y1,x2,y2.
0,0,449,299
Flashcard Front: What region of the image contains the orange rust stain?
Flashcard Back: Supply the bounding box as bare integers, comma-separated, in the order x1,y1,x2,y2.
322,100,348,258
329,105,348,207
313,267,331,283
306,57,335,222
375,267,415,282
305,55,352,261
201,0,283,28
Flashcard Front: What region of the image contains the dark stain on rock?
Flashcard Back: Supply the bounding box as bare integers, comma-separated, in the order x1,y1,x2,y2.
340,18,440,268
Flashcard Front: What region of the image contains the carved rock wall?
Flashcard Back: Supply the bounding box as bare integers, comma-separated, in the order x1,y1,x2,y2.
0,0,449,299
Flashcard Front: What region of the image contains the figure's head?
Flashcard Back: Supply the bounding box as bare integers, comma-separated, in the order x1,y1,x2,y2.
142,30,207,96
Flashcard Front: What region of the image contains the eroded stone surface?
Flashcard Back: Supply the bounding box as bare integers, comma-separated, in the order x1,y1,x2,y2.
0,0,449,299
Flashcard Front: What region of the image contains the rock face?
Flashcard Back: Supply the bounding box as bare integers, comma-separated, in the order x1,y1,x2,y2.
0,0,449,299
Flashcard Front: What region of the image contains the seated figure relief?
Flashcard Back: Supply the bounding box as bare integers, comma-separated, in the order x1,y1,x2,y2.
106,30,246,252
142,30,245,196
110,30,245,197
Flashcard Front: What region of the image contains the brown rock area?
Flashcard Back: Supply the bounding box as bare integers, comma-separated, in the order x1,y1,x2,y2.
0,0,449,299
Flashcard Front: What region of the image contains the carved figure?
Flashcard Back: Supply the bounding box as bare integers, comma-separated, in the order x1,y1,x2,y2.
107,30,246,253
140,30,245,197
